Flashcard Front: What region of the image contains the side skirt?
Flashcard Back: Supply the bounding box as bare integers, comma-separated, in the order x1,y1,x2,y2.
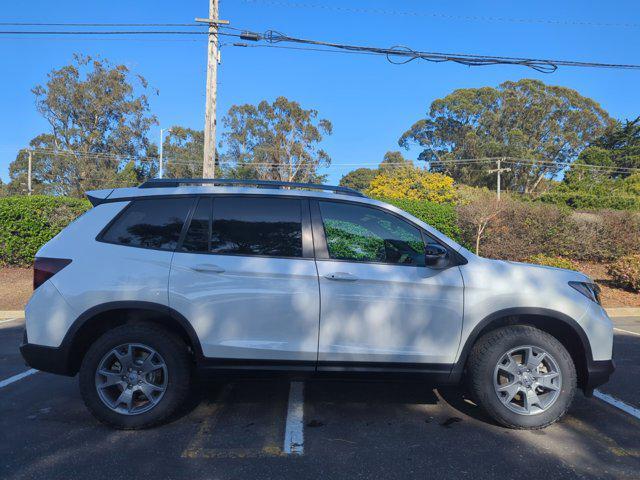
196,358,456,383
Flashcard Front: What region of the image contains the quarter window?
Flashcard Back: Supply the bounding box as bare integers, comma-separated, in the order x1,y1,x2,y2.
208,197,303,257
319,201,426,266
101,198,192,250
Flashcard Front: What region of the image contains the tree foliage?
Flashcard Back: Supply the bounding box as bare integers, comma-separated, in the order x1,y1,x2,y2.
339,167,378,191
399,79,612,193
339,151,411,191
219,97,332,182
593,116,640,177
8,54,157,196
541,126,640,210
163,126,204,178
366,165,457,203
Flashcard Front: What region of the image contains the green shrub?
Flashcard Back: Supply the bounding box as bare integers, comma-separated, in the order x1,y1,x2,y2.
376,197,461,241
539,190,640,211
608,255,640,292
526,254,578,271
0,195,91,266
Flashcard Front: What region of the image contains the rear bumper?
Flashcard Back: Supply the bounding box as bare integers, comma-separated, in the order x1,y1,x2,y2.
20,341,75,376
584,359,615,392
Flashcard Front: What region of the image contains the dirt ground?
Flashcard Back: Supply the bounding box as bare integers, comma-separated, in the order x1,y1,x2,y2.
0,268,32,310
0,263,637,311
577,262,640,307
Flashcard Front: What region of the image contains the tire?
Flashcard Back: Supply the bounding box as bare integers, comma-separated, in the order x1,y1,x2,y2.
79,322,192,429
467,325,577,429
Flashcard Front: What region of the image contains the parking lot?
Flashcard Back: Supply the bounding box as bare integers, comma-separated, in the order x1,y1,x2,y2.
1,316,639,480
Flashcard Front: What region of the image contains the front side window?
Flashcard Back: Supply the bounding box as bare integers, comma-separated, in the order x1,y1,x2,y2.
101,197,192,250
319,201,426,266
208,197,303,257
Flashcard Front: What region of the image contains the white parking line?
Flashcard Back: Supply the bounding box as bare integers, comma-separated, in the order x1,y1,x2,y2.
594,389,640,420
0,369,38,389
614,327,640,337
283,381,304,455
0,318,22,325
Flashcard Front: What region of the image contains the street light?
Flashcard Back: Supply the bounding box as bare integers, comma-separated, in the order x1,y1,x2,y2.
159,127,172,179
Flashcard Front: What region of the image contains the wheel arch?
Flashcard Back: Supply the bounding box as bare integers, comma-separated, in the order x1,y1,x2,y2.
63,301,203,375
451,307,593,390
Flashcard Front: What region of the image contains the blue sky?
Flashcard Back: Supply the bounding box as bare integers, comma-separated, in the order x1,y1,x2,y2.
1,0,639,184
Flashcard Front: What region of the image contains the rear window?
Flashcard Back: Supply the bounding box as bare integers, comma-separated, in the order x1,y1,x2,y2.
180,196,303,257
101,198,193,250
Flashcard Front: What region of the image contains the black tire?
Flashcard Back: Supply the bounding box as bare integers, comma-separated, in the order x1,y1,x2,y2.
467,325,577,429
79,322,191,429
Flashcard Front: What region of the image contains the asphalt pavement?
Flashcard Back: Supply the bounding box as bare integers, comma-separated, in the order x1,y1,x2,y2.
0,316,639,480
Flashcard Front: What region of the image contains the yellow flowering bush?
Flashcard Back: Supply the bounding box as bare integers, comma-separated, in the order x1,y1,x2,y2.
365,166,457,203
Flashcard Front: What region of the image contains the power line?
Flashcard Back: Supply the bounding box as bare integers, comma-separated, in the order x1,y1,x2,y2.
25,149,640,174
0,22,206,27
0,30,210,35
2,25,639,72
258,30,640,73
238,0,640,29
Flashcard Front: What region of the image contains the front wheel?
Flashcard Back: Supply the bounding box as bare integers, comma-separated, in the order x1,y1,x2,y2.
79,323,191,429
467,325,577,429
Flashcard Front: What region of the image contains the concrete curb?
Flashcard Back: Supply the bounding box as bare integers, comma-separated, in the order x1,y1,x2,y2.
1,307,639,321
605,307,640,318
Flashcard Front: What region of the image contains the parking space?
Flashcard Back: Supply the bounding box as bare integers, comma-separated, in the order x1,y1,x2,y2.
1,317,639,480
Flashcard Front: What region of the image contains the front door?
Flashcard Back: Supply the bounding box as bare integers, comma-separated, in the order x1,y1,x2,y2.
169,196,320,363
312,200,464,367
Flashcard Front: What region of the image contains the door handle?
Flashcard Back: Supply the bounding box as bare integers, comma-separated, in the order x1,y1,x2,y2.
191,263,226,274
325,272,358,281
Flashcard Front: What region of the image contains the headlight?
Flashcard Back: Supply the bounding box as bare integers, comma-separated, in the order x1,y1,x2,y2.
569,281,602,305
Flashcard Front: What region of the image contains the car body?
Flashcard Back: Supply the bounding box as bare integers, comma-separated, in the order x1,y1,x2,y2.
20,179,614,429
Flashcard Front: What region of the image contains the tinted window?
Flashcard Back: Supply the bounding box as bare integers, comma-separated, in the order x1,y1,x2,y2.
319,201,425,266
210,197,303,257
182,197,211,252
102,198,192,250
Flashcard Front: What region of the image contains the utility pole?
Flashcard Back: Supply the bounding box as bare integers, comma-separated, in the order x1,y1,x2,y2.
488,157,511,200
197,2,229,179
159,127,171,179
27,149,32,196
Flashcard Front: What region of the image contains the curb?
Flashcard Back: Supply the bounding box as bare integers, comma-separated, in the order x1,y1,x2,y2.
1,308,639,321
605,307,640,318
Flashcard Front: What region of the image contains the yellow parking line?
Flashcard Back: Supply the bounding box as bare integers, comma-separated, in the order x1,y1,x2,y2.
181,383,285,459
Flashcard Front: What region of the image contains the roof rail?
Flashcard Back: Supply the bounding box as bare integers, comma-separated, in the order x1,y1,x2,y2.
138,178,367,197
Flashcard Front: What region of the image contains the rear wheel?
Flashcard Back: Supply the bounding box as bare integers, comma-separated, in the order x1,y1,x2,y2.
468,325,577,429
79,323,191,429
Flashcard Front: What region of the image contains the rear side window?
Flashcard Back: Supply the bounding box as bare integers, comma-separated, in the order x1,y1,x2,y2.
203,197,303,257
101,198,192,250
182,197,211,252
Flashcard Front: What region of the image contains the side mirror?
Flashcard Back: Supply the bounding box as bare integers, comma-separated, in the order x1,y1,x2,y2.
425,244,449,268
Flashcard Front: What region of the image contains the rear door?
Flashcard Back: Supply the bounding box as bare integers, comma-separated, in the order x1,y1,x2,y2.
311,199,464,368
169,195,320,363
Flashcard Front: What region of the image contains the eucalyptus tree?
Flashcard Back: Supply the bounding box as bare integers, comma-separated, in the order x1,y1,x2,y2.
399,79,612,192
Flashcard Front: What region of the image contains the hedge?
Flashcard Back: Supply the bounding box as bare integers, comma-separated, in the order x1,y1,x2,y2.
0,195,91,266
376,197,461,242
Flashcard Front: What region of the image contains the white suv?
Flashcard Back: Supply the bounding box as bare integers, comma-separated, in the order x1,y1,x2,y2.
20,179,614,429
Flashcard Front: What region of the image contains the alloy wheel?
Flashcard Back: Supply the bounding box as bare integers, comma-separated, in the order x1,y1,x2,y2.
94,343,168,415
493,345,562,415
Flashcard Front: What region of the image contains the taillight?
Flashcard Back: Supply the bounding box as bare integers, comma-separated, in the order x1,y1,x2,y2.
33,257,72,290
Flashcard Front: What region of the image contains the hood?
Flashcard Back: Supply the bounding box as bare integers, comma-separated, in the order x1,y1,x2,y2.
499,259,592,283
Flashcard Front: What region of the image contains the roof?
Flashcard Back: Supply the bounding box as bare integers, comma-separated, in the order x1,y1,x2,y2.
85,178,366,207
